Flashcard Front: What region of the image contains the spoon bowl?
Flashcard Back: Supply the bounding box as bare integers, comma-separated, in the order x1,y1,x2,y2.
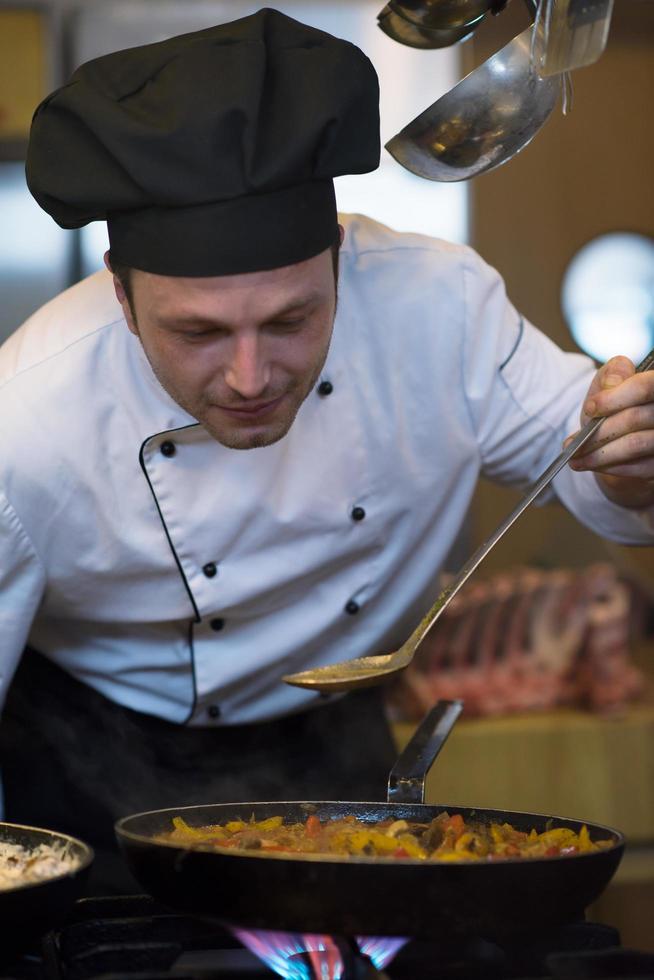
385,25,560,182
389,0,498,30
282,650,415,693
378,5,486,49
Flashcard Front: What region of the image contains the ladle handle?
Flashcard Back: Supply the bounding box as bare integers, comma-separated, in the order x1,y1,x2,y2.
410,345,654,658
387,700,463,804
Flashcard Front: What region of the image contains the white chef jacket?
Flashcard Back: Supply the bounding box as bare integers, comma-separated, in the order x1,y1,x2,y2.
1,214,652,726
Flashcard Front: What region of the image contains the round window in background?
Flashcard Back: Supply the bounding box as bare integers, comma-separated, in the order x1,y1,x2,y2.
561,233,654,365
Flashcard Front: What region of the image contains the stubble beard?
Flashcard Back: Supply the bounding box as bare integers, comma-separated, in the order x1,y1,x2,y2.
143,341,330,451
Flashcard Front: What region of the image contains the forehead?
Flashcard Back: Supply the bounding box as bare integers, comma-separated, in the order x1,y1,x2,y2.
132,248,334,322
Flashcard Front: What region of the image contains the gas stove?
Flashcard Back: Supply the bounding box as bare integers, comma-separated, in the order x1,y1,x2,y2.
4,895,654,980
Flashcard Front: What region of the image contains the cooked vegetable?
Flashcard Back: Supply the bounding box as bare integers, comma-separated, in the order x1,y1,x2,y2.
0,840,79,890
160,812,614,862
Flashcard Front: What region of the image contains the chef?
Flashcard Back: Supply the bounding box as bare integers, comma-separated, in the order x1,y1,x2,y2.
1,8,653,893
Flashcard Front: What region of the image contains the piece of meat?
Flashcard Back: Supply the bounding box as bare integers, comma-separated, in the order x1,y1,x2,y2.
578,565,644,714
385,563,646,722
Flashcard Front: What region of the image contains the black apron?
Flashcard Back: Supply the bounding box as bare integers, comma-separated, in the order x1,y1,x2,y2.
0,649,397,895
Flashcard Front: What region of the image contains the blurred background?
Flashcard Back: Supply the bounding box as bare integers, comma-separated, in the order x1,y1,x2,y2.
1,0,653,950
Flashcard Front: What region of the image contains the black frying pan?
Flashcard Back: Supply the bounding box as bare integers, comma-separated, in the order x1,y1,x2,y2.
115,703,624,941
0,822,93,953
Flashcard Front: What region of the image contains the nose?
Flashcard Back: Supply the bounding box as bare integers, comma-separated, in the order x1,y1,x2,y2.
224,333,271,399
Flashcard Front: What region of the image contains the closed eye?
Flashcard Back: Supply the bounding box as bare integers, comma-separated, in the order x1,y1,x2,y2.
266,317,306,333
183,327,227,341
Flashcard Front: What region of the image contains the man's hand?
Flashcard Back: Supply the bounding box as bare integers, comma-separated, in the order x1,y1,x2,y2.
566,355,654,509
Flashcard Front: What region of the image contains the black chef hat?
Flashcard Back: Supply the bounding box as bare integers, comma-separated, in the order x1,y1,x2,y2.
26,8,380,276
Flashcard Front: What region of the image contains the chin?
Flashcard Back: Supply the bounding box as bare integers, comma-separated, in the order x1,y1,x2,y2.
204,419,294,450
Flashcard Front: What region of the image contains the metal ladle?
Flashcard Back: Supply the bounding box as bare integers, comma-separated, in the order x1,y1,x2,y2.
385,0,560,182
377,0,502,50
378,5,487,49
387,0,502,31
283,347,654,694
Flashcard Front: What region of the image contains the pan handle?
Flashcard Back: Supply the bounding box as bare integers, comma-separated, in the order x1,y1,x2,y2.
387,699,463,804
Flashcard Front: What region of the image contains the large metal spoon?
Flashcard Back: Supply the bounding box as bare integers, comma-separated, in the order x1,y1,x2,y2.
385,5,560,182
283,347,654,694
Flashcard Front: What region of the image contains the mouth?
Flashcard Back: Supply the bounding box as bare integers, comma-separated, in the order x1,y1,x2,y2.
214,394,286,421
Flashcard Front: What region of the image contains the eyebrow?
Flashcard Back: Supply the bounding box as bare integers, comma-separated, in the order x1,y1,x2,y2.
156,292,323,330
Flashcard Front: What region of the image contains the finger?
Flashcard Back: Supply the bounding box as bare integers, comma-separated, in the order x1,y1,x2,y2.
568,404,654,457
588,460,654,481
583,359,654,422
584,355,635,405
569,429,654,474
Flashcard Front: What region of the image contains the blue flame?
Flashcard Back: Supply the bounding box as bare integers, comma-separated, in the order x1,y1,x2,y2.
357,936,409,969
230,927,408,978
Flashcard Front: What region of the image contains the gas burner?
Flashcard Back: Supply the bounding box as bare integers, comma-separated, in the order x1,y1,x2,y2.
230,927,408,978
7,896,653,980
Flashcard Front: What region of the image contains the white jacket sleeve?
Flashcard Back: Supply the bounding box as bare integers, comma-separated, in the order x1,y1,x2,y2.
461,249,654,545
0,490,46,709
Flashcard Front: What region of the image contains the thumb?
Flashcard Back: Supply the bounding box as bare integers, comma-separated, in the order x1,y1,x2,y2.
600,355,635,390
582,355,635,422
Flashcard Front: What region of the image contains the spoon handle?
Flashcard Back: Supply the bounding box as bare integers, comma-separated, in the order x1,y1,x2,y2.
409,346,654,653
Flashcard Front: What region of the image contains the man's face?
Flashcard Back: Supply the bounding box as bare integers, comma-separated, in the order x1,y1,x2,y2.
110,246,338,450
